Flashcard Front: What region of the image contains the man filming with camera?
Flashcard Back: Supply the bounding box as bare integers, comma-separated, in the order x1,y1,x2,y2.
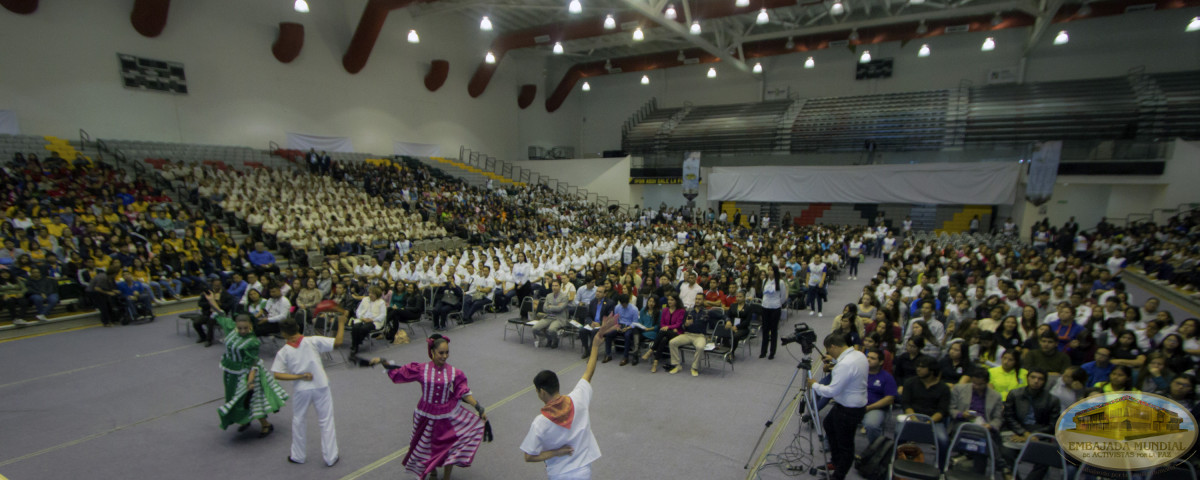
807,334,868,480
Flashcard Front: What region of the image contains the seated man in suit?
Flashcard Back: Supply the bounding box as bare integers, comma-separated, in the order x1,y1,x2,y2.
949,367,1005,474
578,285,614,359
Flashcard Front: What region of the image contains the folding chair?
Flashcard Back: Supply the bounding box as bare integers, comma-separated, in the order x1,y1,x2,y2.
1013,433,1067,480
944,422,996,480
889,414,942,480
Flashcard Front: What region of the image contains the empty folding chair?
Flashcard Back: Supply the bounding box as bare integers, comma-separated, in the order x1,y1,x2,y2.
889,414,943,480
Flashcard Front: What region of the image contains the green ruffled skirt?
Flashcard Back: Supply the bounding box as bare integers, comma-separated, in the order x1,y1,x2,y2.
218,359,289,430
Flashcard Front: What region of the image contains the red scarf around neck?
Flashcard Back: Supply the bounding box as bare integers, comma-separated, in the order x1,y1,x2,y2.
540,395,575,429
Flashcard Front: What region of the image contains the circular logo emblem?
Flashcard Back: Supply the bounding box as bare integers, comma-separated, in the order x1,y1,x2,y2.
1057,392,1198,470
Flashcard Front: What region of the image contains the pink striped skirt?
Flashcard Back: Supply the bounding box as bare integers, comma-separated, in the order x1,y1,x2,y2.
403,405,486,478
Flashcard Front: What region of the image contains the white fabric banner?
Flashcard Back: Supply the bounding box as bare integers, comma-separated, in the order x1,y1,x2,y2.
0,110,20,135
708,162,1019,205
393,141,441,157
1025,141,1062,206
285,132,355,153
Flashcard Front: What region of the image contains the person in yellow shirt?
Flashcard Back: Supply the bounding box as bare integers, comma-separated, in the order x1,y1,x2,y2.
1094,365,1139,393
163,231,184,252
130,199,150,214
45,216,69,237
987,350,1028,401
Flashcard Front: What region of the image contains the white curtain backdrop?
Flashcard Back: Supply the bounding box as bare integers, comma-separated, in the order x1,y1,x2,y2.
708,162,1019,205
393,141,441,157
285,132,355,153
0,110,20,135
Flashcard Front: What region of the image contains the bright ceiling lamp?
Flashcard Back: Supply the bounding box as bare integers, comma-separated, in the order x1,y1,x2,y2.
294,0,309,13
690,21,702,34
480,16,493,31
736,0,750,7
756,9,769,24
665,4,677,20
805,56,815,68
568,0,582,14
582,81,591,91
830,1,844,15
918,44,930,57
553,42,564,54
981,36,995,51
485,51,496,63
1187,16,1200,32
604,14,616,29
707,67,717,78
752,62,763,73
407,29,420,43
632,27,644,41
859,50,871,63
910,0,925,4
1054,30,1068,45
641,75,650,85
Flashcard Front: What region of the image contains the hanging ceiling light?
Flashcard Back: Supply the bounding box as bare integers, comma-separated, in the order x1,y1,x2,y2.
604,14,616,29
1188,16,1200,32
1053,30,1069,45
582,81,591,91
665,4,677,20
1078,2,1092,16
480,16,493,31
830,1,845,15
736,0,750,7
848,28,859,41
785,36,795,49
991,12,1002,26
568,0,582,14
752,62,763,74
407,29,420,43
294,0,309,13
641,75,650,85
981,37,995,51
805,56,815,68
756,8,769,24
916,19,928,34
485,51,496,63
910,0,925,4
632,27,644,41
604,58,612,70
707,67,717,78
689,21,702,34
553,42,564,54
677,50,686,61
918,44,930,57
859,50,871,63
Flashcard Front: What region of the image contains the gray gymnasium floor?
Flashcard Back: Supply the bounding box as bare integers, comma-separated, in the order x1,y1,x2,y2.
2,257,1192,480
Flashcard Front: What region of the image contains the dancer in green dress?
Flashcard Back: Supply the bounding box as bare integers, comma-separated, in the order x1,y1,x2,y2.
206,292,289,437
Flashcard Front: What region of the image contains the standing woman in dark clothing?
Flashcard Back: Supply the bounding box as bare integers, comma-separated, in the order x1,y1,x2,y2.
87,266,121,327
759,265,787,360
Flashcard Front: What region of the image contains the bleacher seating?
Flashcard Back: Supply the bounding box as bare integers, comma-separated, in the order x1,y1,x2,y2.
791,90,950,152
622,107,682,154
664,101,791,153
1151,71,1200,141
964,77,1139,145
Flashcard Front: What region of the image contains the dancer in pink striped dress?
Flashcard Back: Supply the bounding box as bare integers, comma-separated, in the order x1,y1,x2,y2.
369,334,487,480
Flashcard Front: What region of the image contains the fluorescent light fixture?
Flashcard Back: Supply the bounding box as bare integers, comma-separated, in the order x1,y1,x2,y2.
707,67,717,78
831,1,844,15
1054,30,1068,45
736,0,750,6
632,27,644,41
690,21,702,34
604,14,616,29
582,81,591,91
665,4,677,20
752,62,763,73
485,51,496,63
918,44,930,57
805,56,815,68
756,8,769,24
294,0,309,13
641,75,650,85
553,42,564,54
981,37,995,51
1188,16,1200,32
407,29,419,43
916,19,928,34
859,50,871,63
568,0,582,14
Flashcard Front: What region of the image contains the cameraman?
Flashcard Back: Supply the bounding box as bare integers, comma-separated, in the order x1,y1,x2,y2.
807,334,868,480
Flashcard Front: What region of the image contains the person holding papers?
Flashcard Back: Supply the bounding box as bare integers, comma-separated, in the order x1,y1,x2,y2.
603,294,640,365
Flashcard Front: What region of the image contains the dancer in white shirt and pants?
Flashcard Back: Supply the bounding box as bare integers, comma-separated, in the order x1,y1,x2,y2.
273,314,347,467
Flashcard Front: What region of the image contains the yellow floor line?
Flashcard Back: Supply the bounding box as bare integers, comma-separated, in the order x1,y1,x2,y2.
339,359,586,480
0,307,199,344
746,391,804,480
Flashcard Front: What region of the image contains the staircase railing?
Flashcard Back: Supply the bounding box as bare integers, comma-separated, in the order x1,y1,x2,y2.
458,146,634,217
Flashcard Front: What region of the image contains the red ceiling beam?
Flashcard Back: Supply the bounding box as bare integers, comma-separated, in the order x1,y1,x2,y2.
130,0,170,38
343,0,437,74
273,22,305,63
0,0,37,14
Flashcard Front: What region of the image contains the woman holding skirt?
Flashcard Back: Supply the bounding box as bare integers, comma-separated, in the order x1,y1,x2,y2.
369,334,487,480
207,292,288,436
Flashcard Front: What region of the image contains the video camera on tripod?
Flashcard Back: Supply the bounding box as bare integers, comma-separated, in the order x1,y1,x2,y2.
779,322,818,354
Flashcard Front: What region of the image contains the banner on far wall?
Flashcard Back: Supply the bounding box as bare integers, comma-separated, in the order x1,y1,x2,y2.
0,110,20,135
285,132,355,153
393,141,441,157
1026,141,1062,206
681,151,701,201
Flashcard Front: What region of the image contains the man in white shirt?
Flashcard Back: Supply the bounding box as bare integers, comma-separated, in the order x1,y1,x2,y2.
349,286,387,355
463,265,497,323
273,315,347,467
522,329,605,479
678,273,704,310
254,285,292,336
808,334,869,480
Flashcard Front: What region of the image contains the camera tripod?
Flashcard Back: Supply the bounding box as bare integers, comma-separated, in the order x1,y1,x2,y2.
742,348,831,476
